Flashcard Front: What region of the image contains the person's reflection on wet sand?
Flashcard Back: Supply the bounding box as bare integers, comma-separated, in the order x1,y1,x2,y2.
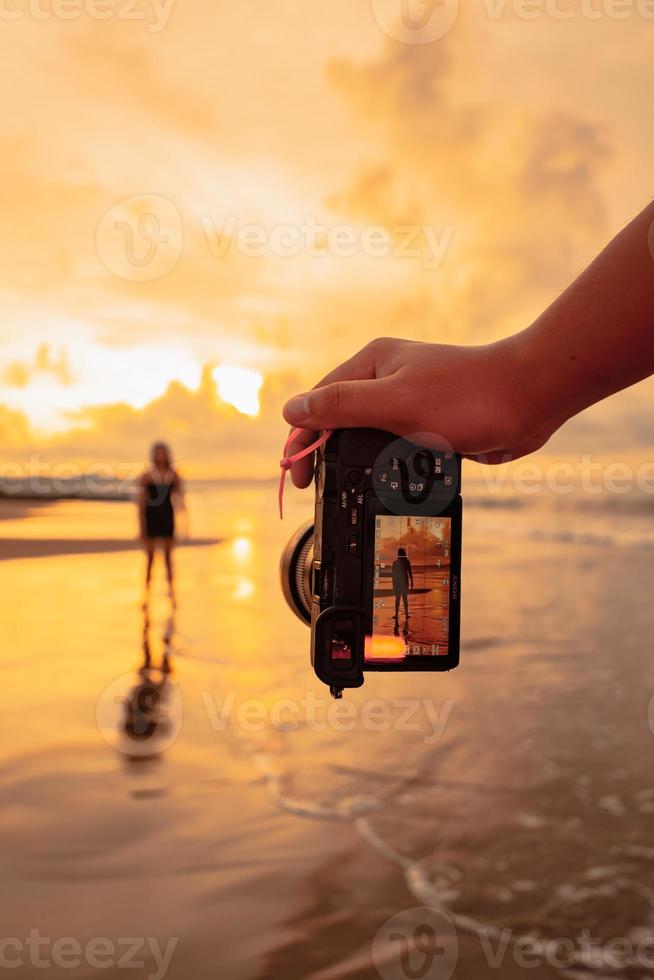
393,615,410,639
120,604,177,756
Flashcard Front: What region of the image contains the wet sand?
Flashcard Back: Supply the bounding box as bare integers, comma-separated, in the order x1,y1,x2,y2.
0,536,221,561
1,488,654,979
0,498,220,559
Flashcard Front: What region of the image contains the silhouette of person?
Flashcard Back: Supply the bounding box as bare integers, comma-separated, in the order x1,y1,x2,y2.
138,442,185,597
392,546,414,622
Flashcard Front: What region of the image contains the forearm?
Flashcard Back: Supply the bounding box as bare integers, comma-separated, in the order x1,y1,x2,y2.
514,200,654,440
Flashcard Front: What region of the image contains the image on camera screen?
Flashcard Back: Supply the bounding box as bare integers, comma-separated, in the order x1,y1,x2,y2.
367,514,452,662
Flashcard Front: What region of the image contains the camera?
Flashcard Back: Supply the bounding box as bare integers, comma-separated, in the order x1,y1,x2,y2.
281,429,462,697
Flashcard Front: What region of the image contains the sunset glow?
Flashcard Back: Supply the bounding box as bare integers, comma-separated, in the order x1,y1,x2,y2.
0,4,651,477
213,367,263,418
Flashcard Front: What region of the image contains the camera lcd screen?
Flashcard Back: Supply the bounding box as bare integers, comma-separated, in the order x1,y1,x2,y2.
367,514,452,662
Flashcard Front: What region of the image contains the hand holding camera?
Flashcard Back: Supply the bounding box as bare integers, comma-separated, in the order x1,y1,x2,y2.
282,336,554,486
282,199,654,696
281,429,462,699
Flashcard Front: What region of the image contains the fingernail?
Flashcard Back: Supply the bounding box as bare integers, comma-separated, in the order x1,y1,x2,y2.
285,393,311,420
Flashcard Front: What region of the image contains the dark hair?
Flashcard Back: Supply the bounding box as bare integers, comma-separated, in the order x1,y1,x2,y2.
150,442,172,466
397,547,407,558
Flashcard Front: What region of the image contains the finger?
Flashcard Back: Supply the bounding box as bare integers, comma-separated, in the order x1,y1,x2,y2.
282,340,393,488
284,426,318,488
311,342,379,389
283,378,402,431
291,453,315,488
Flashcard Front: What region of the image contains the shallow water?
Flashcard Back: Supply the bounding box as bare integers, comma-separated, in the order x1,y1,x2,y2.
1,484,654,979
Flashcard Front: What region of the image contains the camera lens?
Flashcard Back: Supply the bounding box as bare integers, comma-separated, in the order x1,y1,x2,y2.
279,520,314,624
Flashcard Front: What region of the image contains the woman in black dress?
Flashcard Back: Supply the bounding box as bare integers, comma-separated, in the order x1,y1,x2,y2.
392,546,414,622
138,442,184,594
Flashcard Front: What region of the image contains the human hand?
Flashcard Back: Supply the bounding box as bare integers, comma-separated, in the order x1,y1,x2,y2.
282,337,555,487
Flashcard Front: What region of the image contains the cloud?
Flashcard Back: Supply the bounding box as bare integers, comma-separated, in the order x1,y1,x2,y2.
0,2,649,466
326,25,611,340
2,363,30,389
63,30,222,140
0,404,32,447
4,359,653,485
0,364,305,479
2,344,73,388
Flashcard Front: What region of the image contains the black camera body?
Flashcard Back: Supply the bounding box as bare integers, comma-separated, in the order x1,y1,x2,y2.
303,429,462,697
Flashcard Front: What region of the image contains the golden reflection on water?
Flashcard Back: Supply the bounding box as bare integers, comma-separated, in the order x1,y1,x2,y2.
231,535,252,563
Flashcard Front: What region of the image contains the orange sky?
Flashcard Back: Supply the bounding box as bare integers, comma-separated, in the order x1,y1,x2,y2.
0,1,653,477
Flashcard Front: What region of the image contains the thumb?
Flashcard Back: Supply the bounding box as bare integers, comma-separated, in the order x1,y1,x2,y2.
283,379,400,430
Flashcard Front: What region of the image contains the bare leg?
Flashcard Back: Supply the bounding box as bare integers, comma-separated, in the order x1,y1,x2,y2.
403,593,409,618
394,592,400,619
164,539,174,592
145,540,155,589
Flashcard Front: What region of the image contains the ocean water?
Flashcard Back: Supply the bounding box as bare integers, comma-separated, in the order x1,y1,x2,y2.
1,482,654,979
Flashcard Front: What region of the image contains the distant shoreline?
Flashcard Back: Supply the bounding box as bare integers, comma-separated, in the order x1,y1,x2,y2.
0,536,222,562
0,498,222,559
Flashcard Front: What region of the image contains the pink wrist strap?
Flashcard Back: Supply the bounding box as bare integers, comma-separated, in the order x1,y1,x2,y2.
279,428,333,519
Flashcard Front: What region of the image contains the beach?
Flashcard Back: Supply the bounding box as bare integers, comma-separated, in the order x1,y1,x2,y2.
1,483,654,979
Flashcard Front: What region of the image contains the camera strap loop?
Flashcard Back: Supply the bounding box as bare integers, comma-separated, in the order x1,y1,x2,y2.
279,428,333,519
